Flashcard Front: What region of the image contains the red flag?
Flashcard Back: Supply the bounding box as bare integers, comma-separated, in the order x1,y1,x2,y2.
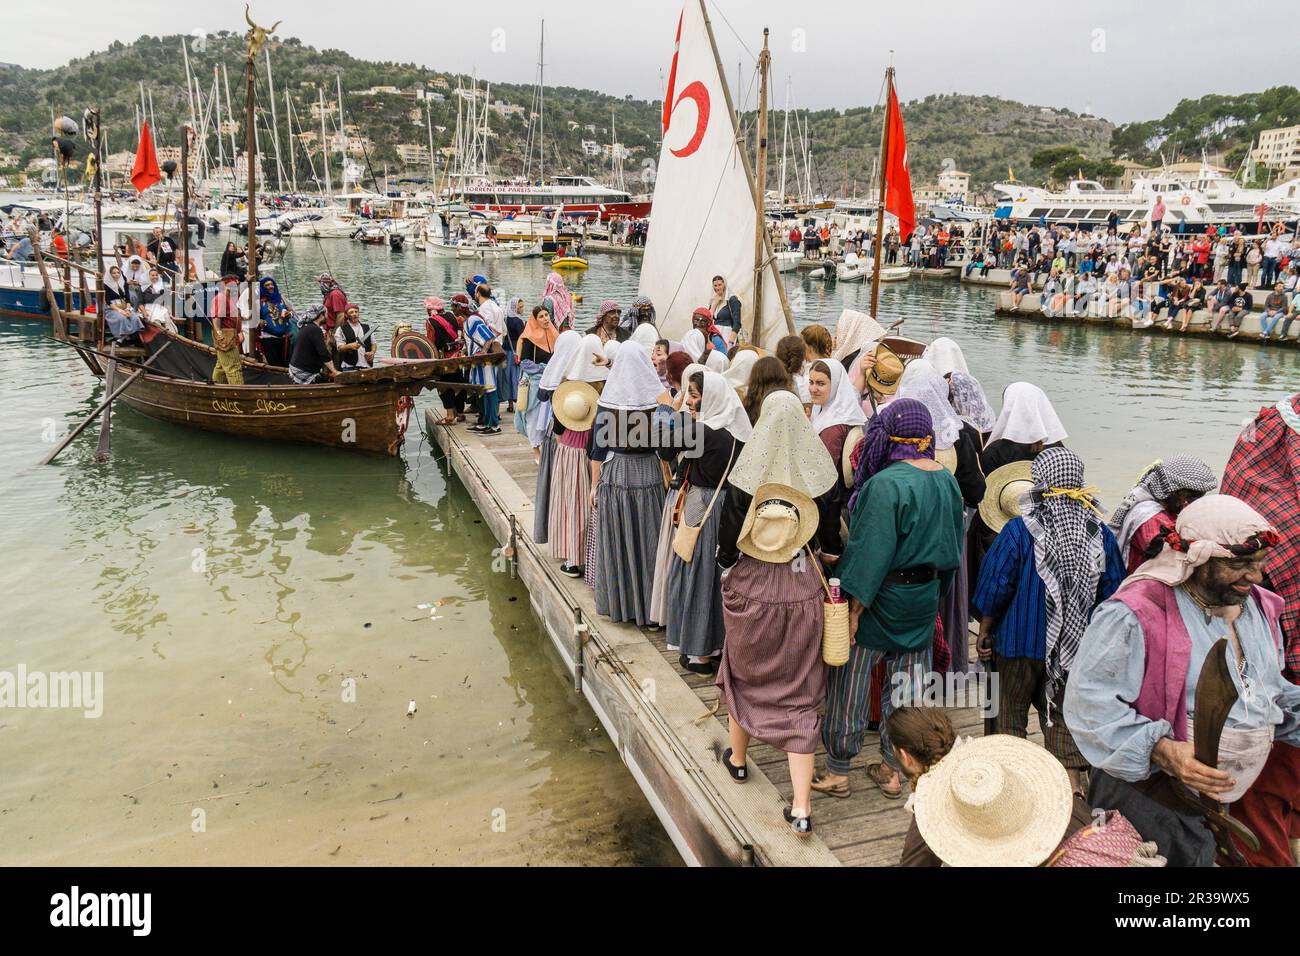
663,11,683,135
884,86,914,242
131,121,161,194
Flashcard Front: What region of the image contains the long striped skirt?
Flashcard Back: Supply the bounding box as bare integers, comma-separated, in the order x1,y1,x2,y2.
593,453,666,625
717,555,825,754
583,501,599,589
546,429,590,565
648,489,680,630
533,432,555,545
665,484,727,658
939,507,973,671
497,345,519,404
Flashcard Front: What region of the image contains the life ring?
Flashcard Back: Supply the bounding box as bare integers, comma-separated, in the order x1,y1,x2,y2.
1181,195,1191,206
391,330,437,360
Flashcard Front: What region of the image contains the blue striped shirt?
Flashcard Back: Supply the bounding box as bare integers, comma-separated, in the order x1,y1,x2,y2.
973,517,1126,660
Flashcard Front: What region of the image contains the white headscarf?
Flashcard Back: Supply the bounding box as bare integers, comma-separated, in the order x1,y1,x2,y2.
695,368,752,442
597,341,664,411
102,268,125,296
922,337,970,378
897,358,962,450
603,339,622,365
682,328,707,362
705,349,729,373
566,333,610,382
810,357,867,435
722,349,758,394
630,323,659,350
987,382,1068,446
831,309,887,363
730,390,838,497
539,329,581,390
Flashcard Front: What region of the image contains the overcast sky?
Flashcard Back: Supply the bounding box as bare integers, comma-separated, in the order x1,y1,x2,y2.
3,0,1292,124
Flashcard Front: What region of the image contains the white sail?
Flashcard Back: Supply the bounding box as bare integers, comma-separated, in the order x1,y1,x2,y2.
638,0,792,350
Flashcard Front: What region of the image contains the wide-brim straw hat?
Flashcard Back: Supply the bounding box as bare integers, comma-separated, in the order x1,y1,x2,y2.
841,425,864,487
936,445,958,474
867,344,904,396
737,482,819,564
913,735,1074,867
978,460,1034,533
553,380,600,431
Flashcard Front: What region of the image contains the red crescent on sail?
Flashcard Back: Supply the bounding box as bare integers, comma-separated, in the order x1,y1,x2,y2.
663,11,683,134
668,81,709,158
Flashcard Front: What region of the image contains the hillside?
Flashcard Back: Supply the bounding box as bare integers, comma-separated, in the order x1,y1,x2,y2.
1110,86,1300,181
0,29,1193,199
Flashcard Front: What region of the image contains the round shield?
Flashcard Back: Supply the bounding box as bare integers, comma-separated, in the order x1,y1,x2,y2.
391,330,436,360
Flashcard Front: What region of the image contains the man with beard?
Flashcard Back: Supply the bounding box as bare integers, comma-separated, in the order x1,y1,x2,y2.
1066,495,1300,866
318,272,348,333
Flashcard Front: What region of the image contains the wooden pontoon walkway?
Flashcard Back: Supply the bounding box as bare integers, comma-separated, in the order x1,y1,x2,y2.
426,409,1033,866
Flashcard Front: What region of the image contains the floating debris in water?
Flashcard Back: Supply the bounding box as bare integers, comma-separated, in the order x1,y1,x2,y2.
406,699,417,716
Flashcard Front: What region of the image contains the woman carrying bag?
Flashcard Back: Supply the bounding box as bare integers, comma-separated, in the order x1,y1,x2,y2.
715,390,841,836
660,368,750,673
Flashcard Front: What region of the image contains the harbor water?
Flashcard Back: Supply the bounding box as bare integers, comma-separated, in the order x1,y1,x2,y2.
2,236,1297,865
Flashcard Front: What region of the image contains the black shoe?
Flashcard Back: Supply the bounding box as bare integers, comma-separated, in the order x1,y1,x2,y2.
467,424,486,432
679,654,716,675
482,426,502,435
722,748,748,783
559,564,581,578
784,806,812,836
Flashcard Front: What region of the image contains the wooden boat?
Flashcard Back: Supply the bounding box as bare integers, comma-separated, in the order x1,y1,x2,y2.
880,334,927,360
67,327,498,457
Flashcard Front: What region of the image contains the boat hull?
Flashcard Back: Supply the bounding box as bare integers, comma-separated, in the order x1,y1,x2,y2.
466,200,650,221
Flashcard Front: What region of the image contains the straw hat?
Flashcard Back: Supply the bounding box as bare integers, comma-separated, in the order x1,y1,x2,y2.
553,380,600,431
866,344,904,396
936,445,958,474
737,482,819,564
841,425,863,487
913,735,1074,867
978,460,1034,533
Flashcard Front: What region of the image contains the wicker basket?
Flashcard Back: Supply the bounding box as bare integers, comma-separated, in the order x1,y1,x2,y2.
810,550,850,666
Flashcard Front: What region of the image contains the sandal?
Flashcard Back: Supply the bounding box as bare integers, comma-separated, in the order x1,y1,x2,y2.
810,772,851,799
866,762,903,800
721,748,748,783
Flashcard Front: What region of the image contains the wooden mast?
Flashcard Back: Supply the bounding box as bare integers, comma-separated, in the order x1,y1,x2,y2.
868,58,894,322
245,27,259,285
751,29,771,348
696,0,793,344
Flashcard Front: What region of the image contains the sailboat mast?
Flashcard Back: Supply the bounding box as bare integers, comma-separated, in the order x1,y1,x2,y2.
337,74,346,189
868,60,894,321
539,21,545,184
287,89,298,193
319,85,333,201
246,36,259,283
752,29,771,345
266,49,285,192
696,0,793,341
779,79,789,202
223,64,238,178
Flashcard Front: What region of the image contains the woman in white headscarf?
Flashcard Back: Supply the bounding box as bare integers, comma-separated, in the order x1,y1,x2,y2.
649,360,709,630
922,336,970,378
704,348,729,373
715,390,841,836
531,329,582,545
981,381,1068,474
682,328,708,363
659,367,750,671
947,370,998,438
629,322,659,351
545,331,608,577
898,358,987,670
589,342,673,626
722,348,758,398
808,356,868,557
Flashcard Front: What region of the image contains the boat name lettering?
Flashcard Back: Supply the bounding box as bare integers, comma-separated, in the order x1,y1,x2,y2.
212,399,244,415
254,399,295,414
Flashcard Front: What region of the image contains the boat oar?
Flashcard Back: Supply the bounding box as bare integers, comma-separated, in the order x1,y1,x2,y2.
41,341,171,466
94,356,117,462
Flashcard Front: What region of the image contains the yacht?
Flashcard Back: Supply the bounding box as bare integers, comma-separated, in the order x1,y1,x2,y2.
450,175,650,221
991,176,1215,228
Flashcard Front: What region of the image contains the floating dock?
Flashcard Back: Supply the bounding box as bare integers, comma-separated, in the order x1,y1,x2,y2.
426,409,1001,867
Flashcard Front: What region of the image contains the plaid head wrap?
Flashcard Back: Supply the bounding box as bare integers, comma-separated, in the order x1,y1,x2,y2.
1221,395,1300,673
1021,446,1106,698
848,398,934,513
1109,455,1218,536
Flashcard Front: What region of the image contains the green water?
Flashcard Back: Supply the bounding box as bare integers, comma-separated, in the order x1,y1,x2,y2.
2,236,1295,866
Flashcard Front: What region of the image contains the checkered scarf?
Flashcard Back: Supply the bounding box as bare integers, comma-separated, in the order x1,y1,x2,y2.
1021,446,1107,696
1109,455,1218,535
1222,395,1300,674
848,398,934,514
